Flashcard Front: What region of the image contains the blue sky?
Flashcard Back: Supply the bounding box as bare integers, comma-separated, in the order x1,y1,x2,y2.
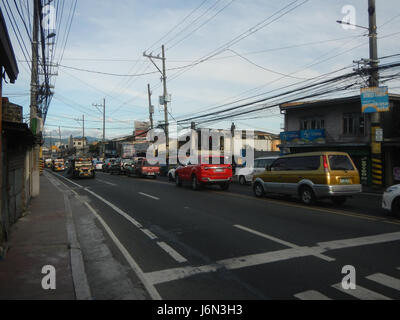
2,0,400,140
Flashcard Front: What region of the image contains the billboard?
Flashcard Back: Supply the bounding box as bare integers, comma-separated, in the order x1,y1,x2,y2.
361,86,389,113
280,129,325,144
299,129,325,144
280,131,300,144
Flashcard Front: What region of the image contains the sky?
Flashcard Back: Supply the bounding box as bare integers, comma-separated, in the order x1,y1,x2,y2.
2,0,400,141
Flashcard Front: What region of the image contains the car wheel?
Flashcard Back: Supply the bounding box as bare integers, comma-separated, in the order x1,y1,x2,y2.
300,186,315,205
331,196,346,206
175,174,182,187
392,197,400,217
192,175,200,191
253,181,265,198
239,176,246,185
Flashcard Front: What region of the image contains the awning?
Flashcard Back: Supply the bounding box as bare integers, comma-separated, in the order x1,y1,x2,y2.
0,9,19,83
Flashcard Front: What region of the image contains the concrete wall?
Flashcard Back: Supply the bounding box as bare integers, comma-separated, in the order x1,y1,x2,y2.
284,102,370,144
0,139,31,246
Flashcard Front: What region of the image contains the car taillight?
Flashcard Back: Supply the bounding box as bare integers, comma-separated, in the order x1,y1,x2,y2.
323,155,329,172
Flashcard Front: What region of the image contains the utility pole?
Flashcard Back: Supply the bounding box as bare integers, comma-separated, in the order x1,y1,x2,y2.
58,126,61,146
93,99,106,158
30,0,40,197
82,114,85,152
58,126,61,157
143,45,169,165
147,84,154,129
368,0,379,89
367,0,383,188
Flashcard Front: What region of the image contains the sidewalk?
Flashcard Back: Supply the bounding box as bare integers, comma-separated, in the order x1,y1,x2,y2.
0,174,77,299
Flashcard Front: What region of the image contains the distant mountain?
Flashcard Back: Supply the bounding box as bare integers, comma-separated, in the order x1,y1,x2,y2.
43,136,100,147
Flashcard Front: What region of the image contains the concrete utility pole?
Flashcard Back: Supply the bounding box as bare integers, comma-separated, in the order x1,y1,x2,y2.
93,99,106,158
58,126,61,146
82,114,85,152
367,0,383,188
30,0,40,197
143,45,169,165
147,84,154,129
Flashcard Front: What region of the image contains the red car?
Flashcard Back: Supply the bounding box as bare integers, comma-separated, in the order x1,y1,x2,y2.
127,158,160,179
174,156,232,190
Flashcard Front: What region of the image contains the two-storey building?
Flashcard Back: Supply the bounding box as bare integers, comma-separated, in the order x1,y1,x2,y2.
279,94,400,187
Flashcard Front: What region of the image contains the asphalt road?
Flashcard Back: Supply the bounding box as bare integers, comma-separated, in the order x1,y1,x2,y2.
51,170,400,300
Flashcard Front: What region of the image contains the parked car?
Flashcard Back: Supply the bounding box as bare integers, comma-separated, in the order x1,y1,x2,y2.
110,158,134,175
382,184,400,217
252,151,361,205
168,166,183,181
235,156,278,185
103,158,116,172
126,158,160,178
93,160,104,171
175,156,232,190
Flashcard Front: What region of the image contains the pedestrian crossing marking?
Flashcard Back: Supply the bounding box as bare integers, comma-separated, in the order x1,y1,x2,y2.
366,273,400,291
332,283,392,300
294,290,332,300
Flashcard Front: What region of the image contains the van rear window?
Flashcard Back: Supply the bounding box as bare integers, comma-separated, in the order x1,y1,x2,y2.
328,155,354,171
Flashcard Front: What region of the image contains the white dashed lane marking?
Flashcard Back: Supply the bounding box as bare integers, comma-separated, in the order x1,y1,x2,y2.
139,192,160,200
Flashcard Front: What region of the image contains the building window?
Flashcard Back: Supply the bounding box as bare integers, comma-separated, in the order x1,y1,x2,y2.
300,118,324,130
343,113,365,135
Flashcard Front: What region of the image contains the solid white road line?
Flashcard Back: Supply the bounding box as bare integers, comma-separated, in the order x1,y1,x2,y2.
84,187,143,228
294,290,332,300
84,202,162,300
157,242,188,263
366,273,400,291
317,232,400,251
234,224,335,262
138,192,160,200
145,231,400,285
53,172,84,188
146,264,220,285
332,283,392,300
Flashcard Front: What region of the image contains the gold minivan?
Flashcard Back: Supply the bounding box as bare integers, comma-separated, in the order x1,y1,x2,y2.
252,151,361,205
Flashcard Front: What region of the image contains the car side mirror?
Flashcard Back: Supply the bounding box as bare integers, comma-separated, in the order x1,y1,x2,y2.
265,165,271,171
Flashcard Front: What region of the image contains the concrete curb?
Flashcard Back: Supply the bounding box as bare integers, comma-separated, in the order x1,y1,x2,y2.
45,171,92,300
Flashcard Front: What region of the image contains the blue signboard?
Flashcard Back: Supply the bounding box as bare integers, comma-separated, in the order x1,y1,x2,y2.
300,129,325,144
280,129,325,144
280,131,300,143
361,86,389,113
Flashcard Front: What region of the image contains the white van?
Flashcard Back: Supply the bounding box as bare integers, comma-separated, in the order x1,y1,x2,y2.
235,156,278,185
